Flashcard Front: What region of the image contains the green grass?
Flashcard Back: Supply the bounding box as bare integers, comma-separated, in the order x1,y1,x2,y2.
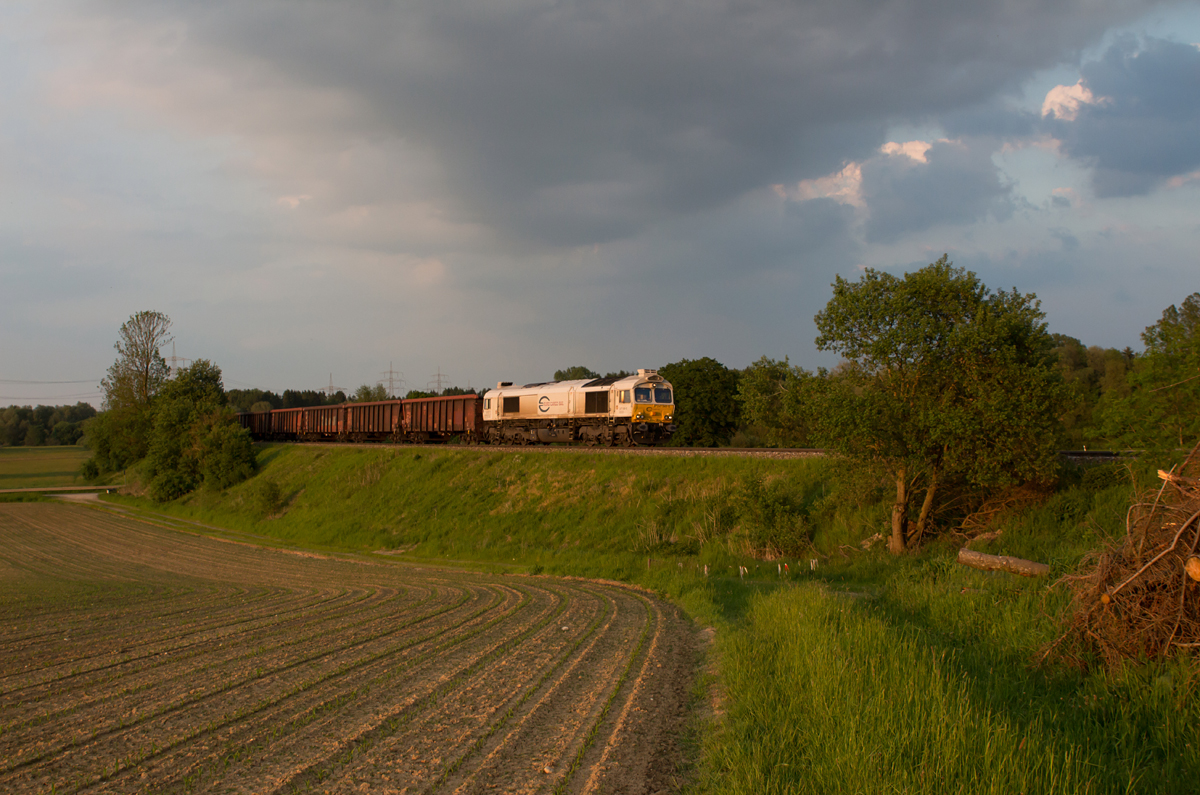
0,445,93,489
105,444,1199,793
118,444,843,578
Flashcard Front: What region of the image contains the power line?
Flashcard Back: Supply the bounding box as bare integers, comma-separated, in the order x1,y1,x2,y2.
428,367,450,393
322,373,346,399
380,362,405,398
0,384,100,389
1,393,101,402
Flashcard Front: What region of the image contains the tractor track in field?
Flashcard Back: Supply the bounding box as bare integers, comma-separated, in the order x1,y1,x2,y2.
0,502,696,794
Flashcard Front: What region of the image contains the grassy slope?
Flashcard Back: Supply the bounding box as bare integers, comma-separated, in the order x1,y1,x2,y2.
0,446,92,489
112,444,1198,793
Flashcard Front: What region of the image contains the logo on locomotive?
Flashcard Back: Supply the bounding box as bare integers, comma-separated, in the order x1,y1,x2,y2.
539,396,550,412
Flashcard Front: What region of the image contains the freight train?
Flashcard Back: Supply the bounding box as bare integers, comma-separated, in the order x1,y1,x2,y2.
238,369,675,447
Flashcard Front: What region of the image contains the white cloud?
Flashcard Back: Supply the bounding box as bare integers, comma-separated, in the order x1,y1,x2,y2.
784,162,865,207
1041,80,1102,120
880,140,934,163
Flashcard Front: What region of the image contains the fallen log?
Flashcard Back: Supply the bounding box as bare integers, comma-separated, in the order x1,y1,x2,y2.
957,548,1050,577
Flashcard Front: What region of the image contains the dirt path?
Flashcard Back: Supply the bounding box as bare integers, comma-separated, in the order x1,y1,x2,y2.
0,502,695,794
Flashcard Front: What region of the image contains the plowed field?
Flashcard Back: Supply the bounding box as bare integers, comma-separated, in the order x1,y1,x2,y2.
0,501,695,794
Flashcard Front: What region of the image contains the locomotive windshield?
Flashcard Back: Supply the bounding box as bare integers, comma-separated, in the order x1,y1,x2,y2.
634,386,674,403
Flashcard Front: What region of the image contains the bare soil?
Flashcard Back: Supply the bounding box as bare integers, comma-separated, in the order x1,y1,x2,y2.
0,501,696,794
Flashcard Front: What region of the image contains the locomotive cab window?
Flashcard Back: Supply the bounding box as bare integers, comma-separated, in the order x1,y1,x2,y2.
618,390,630,404
634,387,653,403
484,398,491,409
655,388,672,404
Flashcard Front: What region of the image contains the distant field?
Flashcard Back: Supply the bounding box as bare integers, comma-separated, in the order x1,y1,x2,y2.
0,446,91,490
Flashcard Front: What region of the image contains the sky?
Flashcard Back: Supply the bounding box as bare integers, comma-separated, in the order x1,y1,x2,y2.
3,0,1199,407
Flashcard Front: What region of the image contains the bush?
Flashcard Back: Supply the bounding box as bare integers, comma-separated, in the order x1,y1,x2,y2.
248,477,283,517
735,475,811,556
79,457,100,481
200,421,256,490
148,469,195,502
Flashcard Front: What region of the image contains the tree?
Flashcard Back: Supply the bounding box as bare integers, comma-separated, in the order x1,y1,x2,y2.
227,388,282,413
737,357,815,447
811,256,1064,554
658,357,742,446
554,366,600,381
1097,292,1200,450
100,311,172,410
1050,335,1132,446
144,360,254,501
281,389,331,408
85,311,173,471
353,383,389,402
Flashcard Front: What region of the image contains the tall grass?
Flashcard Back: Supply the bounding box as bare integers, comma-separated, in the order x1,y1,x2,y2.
696,474,1200,794
704,585,1102,794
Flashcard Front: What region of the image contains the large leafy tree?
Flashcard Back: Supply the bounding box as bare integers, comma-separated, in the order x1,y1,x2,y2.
811,256,1064,554
100,311,172,409
658,357,741,447
737,356,816,447
1097,292,1200,451
86,311,173,471
145,359,255,501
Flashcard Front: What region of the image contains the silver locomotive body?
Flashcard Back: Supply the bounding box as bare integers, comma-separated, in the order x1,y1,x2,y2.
481,369,674,446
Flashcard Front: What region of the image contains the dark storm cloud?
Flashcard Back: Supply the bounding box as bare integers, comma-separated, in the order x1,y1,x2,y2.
861,139,1014,244
87,0,1160,248
1050,36,1200,197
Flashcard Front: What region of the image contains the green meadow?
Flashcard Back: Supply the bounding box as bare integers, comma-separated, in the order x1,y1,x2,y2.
105,444,1198,793
0,445,93,490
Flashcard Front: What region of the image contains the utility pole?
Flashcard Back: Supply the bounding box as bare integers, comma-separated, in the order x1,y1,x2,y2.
322,373,346,400
165,342,191,378
428,367,450,394
380,361,405,398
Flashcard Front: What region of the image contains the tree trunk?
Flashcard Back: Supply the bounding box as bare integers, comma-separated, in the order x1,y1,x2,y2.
910,472,938,546
889,468,908,555
956,548,1050,577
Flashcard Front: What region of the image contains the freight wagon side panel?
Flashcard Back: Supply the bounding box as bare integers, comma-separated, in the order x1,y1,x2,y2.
304,405,343,437
344,400,403,438
271,408,304,437
403,395,481,437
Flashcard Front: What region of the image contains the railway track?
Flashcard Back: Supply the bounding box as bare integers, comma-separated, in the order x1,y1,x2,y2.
265,442,1128,462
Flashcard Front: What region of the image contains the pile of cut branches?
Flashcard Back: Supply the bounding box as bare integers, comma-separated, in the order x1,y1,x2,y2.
1044,442,1200,669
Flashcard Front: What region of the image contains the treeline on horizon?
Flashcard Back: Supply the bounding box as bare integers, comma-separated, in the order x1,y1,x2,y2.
5,291,1196,456
0,402,96,448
